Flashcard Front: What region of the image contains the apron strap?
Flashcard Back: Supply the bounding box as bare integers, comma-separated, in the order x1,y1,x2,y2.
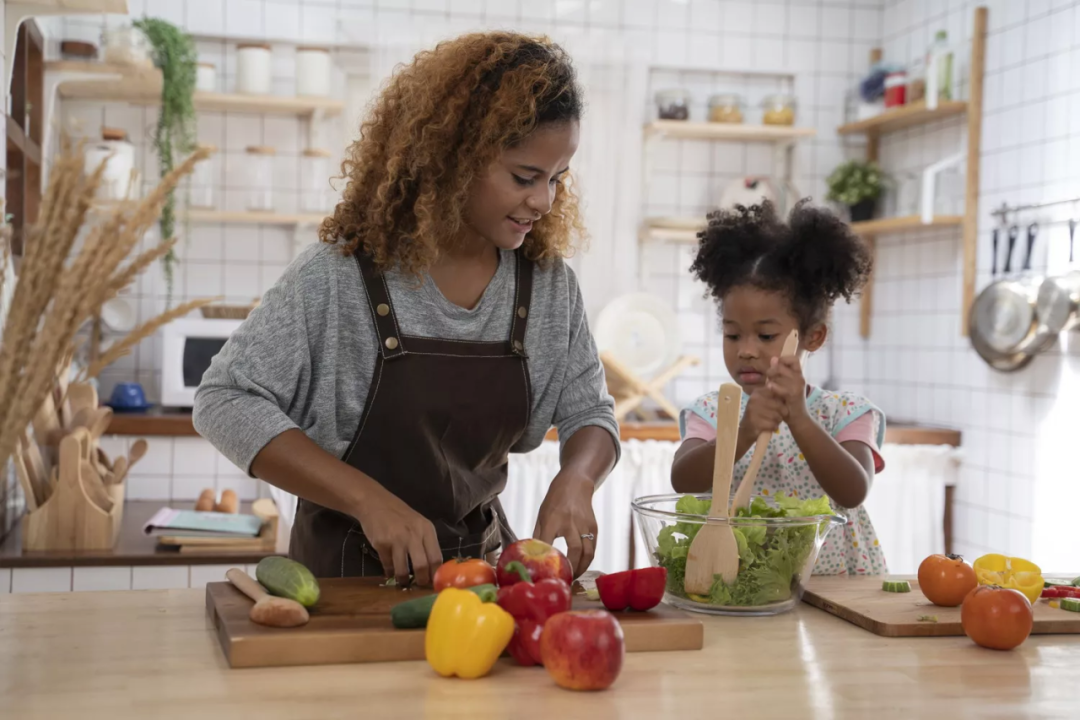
353,251,406,360
509,251,534,358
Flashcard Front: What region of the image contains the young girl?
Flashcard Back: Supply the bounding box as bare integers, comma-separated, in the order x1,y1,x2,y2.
670,200,886,575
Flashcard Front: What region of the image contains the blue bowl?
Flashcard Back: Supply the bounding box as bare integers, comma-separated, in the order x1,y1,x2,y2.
107,382,153,412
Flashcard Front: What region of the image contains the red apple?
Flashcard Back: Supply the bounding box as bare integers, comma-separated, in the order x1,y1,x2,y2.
496,539,573,587
540,610,624,691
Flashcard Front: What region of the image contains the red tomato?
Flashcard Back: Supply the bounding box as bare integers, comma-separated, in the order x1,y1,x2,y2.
961,585,1033,651
917,554,978,607
432,558,496,591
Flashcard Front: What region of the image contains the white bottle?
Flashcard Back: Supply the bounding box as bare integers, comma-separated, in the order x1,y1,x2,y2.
926,30,953,106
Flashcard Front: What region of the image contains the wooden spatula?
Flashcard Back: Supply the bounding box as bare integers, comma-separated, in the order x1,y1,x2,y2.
684,383,743,596
730,330,800,516
226,568,309,628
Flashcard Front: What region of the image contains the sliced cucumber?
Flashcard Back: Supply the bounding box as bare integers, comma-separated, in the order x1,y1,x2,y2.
882,580,911,593
917,614,938,623
1060,597,1080,613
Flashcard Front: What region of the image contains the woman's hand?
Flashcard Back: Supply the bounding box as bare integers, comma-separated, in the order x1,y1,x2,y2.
353,481,444,588
765,355,809,423
533,470,598,579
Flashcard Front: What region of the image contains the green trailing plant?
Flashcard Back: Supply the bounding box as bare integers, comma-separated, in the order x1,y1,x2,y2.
826,160,885,206
133,17,197,304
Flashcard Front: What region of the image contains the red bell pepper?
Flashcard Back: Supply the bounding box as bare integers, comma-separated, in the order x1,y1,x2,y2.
1042,586,1080,599
496,561,571,667
595,567,667,611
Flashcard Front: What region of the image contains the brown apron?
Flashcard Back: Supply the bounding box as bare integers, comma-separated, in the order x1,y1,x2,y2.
289,249,533,578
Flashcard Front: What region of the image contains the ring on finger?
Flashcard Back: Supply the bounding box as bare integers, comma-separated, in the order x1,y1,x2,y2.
579,533,595,541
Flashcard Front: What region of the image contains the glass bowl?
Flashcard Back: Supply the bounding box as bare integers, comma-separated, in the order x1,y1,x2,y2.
632,493,845,616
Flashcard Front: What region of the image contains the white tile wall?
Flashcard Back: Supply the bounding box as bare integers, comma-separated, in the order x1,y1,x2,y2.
132,565,190,590
73,567,133,592
11,568,73,593
2,563,263,594
0,569,10,593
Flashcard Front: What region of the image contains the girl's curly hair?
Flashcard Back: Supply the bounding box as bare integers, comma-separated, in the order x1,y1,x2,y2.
320,32,585,274
689,200,872,331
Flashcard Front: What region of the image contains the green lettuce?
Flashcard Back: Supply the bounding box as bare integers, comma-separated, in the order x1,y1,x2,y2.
655,492,836,607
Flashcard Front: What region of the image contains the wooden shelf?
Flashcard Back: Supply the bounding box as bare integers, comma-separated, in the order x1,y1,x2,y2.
187,210,326,225
837,100,968,136
640,216,705,243
644,120,816,143
47,61,344,117
16,0,127,10
850,215,964,236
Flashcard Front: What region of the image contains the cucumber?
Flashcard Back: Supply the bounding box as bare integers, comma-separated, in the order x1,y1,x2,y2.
882,580,911,593
1060,598,1080,613
255,557,321,607
390,584,497,629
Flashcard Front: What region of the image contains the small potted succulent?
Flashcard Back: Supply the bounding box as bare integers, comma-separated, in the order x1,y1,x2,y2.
826,160,885,222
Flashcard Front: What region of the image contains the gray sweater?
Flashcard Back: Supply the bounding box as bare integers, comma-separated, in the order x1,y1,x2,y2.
193,243,620,477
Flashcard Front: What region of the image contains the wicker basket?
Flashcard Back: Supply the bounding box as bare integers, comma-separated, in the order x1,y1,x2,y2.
201,298,260,320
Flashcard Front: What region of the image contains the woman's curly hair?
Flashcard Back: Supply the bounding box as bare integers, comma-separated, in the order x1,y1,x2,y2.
320,32,585,274
689,200,872,331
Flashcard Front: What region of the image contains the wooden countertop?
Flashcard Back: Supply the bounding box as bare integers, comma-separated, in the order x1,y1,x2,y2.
1,587,1074,718
0,501,283,568
109,412,961,446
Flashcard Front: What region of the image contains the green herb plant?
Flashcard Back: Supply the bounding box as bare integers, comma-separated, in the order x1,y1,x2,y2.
133,18,197,304
826,160,885,206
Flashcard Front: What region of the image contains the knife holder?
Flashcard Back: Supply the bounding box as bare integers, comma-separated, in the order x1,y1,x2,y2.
23,430,124,551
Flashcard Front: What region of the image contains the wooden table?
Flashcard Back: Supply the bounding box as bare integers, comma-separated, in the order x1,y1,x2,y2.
1,588,1075,718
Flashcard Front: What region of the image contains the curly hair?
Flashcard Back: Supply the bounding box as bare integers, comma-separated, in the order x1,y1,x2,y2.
689,200,872,331
320,32,585,274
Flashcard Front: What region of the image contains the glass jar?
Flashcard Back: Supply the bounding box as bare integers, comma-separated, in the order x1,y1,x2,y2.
300,148,331,213
189,144,217,209
245,146,275,211
761,94,796,126
102,24,151,68
196,62,217,93
708,93,745,124
296,47,331,97
655,89,691,121
237,43,272,95
907,57,926,104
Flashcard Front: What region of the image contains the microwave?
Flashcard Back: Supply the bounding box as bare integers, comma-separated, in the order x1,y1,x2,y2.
161,318,243,409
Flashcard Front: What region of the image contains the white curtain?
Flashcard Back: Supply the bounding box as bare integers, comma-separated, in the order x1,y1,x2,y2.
862,444,962,574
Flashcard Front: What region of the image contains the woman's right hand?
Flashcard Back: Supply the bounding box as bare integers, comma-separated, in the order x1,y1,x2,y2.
739,387,785,444
353,481,444,588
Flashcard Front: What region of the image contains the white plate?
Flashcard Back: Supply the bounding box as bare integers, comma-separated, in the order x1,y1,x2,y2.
594,293,682,377
100,297,137,334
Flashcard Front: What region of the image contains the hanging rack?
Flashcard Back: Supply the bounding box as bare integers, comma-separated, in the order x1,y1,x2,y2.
991,197,1080,220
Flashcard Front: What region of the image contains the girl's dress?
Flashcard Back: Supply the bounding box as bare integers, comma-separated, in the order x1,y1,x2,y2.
681,387,888,575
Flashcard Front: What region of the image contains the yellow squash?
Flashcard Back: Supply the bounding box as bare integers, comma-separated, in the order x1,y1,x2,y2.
973,554,1043,603
425,587,514,679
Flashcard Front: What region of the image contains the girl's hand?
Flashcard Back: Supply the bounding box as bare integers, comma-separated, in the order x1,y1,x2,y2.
739,387,785,445
766,356,809,423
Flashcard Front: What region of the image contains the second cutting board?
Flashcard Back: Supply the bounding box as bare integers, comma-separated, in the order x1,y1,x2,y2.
207,576,704,668
803,575,1080,637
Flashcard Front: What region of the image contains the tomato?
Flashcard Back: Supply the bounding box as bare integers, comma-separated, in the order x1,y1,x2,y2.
917,553,978,607
433,557,496,591
961,585,1033,650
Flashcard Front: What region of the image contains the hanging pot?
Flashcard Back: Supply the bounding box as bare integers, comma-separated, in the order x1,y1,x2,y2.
1036,219,1080,334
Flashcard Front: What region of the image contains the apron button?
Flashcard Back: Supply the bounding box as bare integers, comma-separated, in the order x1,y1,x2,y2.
376,303,390,317
385,337,399,350
517,306,527,319
513,340,523,352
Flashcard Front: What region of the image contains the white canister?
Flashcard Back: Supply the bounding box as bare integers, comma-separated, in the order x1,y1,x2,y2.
196,62,217,93
245,145,275,211
236,43,272,95
300,148,332,212
296,47,331,97
189,144,217,209
84,127,137,200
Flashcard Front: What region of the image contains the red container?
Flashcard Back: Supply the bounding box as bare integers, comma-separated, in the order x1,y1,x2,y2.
884,71,907,108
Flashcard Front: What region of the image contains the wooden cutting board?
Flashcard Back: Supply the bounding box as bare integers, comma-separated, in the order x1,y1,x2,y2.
206,577,704,668
803,575,1080,638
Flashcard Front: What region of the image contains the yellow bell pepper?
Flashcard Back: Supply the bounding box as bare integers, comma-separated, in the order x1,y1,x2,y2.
973,554,1044,603
425,587,514,679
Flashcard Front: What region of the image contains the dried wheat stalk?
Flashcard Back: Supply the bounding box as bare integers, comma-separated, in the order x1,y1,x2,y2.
81,296,221,381
0,140,211,472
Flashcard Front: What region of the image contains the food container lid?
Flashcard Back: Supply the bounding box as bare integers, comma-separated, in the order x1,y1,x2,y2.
708,93,745,106
237,43,272,51
197,61,216,68
761,93,796,106
302,148,332,158
101,126,127,141
297,46,331,54
246,145,277,155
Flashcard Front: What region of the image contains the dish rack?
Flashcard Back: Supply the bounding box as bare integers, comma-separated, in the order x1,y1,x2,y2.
201,297,260,320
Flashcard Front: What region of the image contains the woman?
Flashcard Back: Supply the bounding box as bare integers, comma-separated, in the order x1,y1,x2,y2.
194,33,619,587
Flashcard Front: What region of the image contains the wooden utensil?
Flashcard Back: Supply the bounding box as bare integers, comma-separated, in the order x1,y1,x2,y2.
730,330,800,516
225,568,309,628
69,407,94,432
66,382,98,419
32,391,64,447
20,431,50,504
684,383,743,596
127,439,148,469
107,456,129,486
55,349,74,427
79,459,115,513
12,445,39,511
87,407,113,440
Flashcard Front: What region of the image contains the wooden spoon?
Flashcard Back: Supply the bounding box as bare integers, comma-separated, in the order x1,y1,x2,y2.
684,383,743,596
127,439,148,469
730,330,800,516
225,568,309,628
79,459,115,513
66,382,98,420
87,407,113,440
107,456,129,486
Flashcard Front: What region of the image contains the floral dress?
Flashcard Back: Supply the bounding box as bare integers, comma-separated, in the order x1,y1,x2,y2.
680,387,888,575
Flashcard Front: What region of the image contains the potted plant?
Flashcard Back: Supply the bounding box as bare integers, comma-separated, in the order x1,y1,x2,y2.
826,160,885,222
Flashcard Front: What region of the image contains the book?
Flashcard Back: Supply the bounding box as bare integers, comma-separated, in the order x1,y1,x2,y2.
143,508,264,538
